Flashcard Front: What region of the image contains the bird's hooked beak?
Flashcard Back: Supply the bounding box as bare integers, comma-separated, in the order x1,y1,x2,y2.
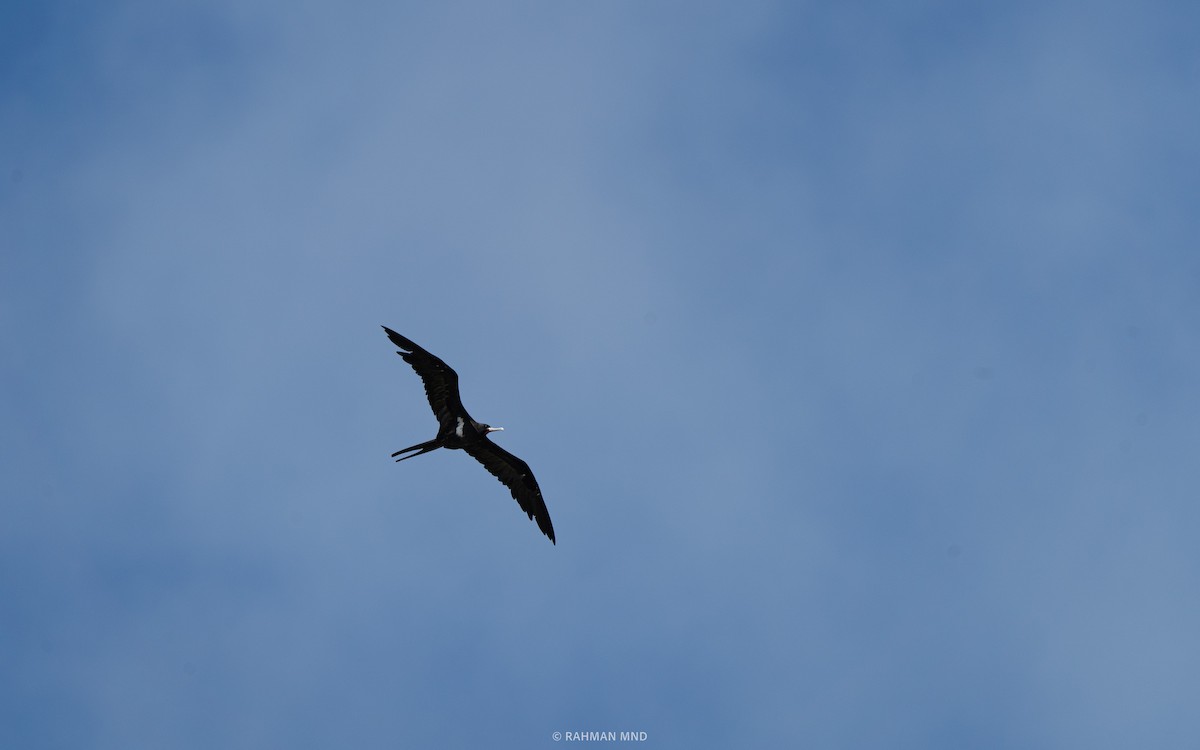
486,426,505,434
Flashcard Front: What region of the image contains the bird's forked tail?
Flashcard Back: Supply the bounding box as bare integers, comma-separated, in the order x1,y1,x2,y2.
391,438,442,462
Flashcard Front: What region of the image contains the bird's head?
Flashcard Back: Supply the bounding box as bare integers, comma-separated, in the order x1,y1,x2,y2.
471,419,504,436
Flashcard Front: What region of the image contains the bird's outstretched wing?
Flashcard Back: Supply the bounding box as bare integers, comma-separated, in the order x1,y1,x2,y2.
382,327,465,424
464,438,556,544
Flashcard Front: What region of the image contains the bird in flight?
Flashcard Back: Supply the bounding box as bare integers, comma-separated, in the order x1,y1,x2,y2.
382,326,555,544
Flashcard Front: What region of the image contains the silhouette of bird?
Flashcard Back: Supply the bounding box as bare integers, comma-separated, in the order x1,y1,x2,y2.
382,326,555,544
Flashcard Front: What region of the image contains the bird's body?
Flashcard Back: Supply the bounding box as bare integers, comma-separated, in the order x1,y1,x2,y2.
382,326,555,544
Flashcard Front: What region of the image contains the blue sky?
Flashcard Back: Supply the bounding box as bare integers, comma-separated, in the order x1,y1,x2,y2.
3,1,1199,747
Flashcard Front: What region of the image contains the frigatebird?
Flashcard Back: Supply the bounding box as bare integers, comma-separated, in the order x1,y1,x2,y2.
382,326,555,544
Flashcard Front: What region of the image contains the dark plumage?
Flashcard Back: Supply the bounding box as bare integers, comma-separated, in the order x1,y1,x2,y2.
382,326,555,544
